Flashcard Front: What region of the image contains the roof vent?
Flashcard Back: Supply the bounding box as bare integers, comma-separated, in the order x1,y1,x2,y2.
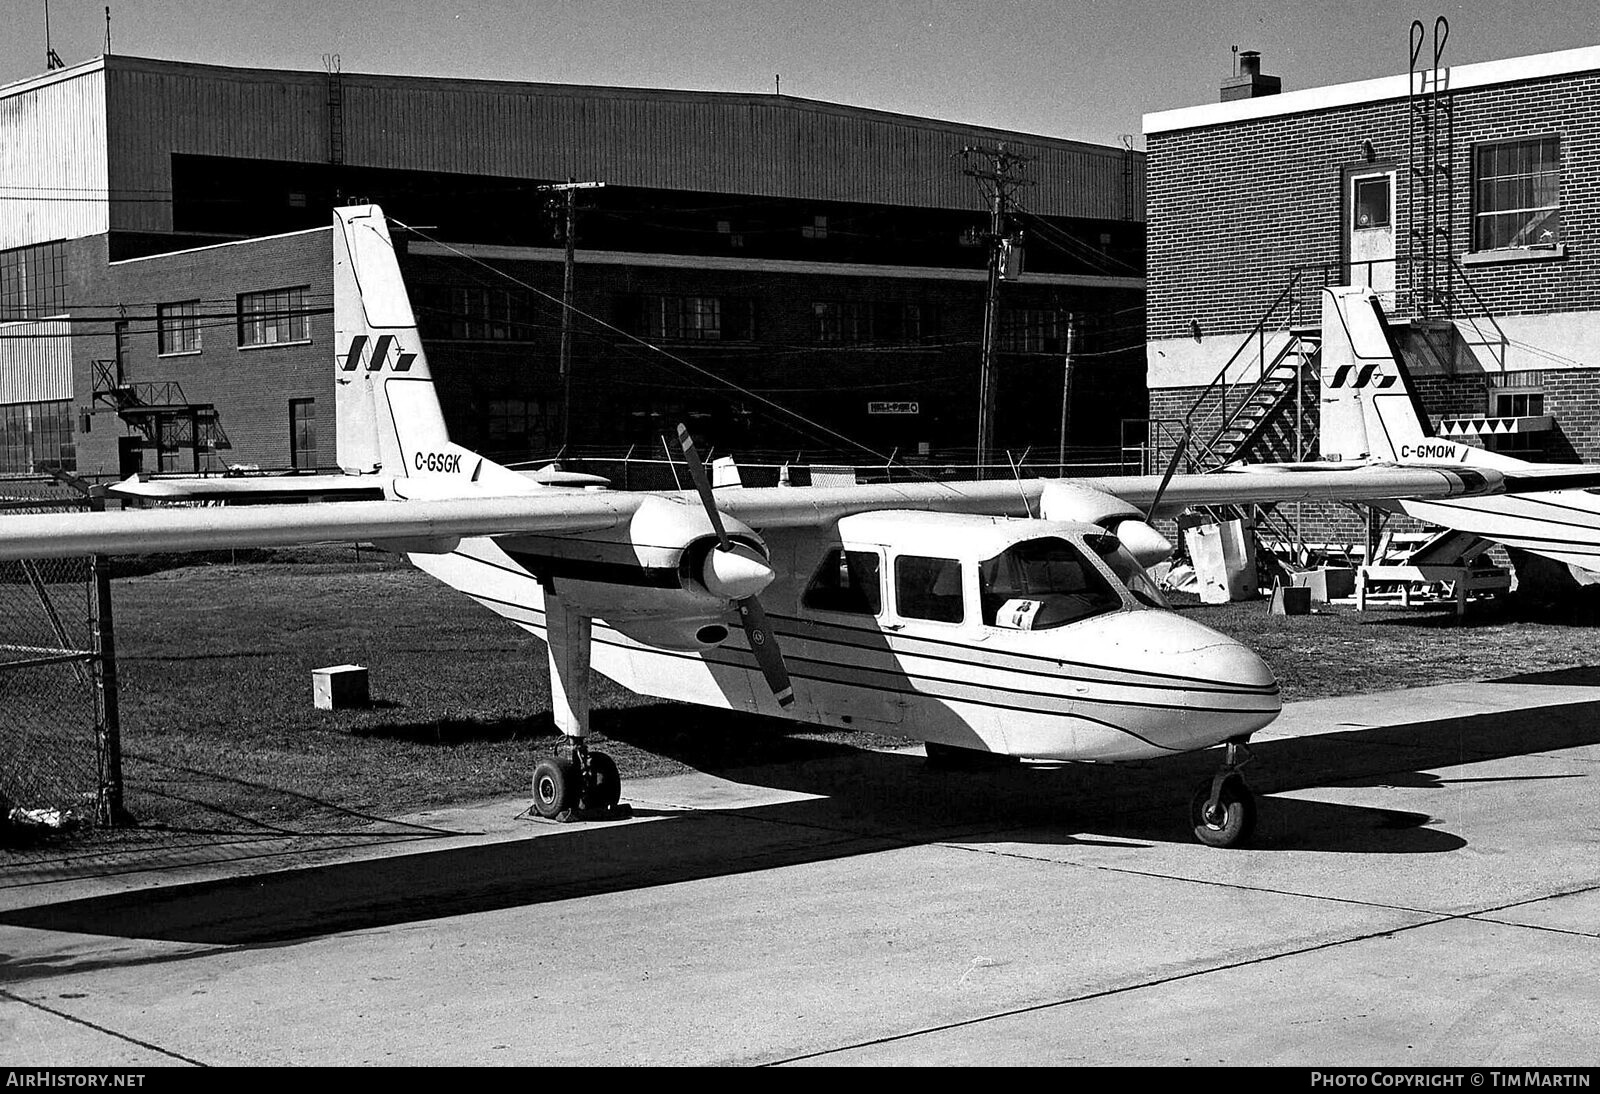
1221,50,1281,101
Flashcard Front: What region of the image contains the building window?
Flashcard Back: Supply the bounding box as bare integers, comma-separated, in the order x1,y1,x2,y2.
1001,308,1066,353
419,285,537,341
812,301,924,344
1473,137,1562,251
238,287,310,348
1353,177,1391,229
0,241,68,321
813,301,870,343
290,399,317,469
876,302,923,344
0,400,75,473
1492,390,1543,418
639,295,754,341
158,300,201,354
486,398,557,455
801,215,829,240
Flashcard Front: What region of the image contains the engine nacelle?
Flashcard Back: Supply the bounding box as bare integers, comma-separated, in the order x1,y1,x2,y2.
499,495,772,630
609,616,732,652
1039,481,1174,569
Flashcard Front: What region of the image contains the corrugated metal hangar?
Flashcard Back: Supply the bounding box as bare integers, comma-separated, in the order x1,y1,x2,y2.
0,54,1145,477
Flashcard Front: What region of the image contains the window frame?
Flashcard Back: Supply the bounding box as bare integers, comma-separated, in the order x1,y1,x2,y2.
237,286,311,350
639,294,755,342
892,553,966,626
289,397,318,470
801,547,885,618
157,299,202,356
1471,135,1563,254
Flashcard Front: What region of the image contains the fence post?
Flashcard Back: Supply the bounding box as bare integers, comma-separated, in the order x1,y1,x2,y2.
90,550,126,826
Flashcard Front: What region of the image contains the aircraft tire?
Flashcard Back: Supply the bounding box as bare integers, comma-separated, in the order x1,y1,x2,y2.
580,751,622,811
1189,775,1256,848
532,756,579,818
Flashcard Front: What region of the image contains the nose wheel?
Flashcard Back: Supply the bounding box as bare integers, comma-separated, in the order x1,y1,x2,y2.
531,739,630,822
1190,739,1256,848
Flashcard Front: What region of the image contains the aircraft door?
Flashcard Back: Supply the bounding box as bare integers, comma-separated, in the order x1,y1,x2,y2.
796,542,905,727
1346,167,1396,306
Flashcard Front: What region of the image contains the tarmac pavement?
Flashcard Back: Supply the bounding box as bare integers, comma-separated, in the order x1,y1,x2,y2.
1,672,1597,1067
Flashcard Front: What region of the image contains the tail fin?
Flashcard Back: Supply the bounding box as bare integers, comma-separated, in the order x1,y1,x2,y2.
1318,286,1432,462
333,205,527,496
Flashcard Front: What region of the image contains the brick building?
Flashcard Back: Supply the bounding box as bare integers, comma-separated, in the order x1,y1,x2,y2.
1141,43,1600,518
0,55,1145,479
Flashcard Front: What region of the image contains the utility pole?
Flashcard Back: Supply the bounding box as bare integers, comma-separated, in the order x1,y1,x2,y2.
536,178,605,452
1057,314,1075,474
957,143,1031,477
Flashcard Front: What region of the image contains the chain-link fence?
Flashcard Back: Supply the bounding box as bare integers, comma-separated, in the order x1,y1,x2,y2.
0,489,117,847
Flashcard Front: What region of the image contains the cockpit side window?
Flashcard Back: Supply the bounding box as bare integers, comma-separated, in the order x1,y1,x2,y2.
802,548,882,616
1086,533,1170,609
978,537,1123,629
895,554,964,623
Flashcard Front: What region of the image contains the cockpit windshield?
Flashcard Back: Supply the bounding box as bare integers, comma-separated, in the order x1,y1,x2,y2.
1086,532,1170,609
978,536,1125,630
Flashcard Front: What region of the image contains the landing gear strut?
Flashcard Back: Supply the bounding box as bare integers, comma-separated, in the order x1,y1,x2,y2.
530,593,631,822
1190,738,1256,848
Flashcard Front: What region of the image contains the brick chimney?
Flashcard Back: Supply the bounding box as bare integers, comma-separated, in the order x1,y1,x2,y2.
1221,50,1281,101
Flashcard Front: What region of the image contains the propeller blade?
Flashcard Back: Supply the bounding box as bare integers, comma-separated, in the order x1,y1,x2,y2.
677,424,795,709
675,423,731,549
737,596,794,708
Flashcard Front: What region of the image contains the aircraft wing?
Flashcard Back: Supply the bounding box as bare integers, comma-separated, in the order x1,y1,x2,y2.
0,492,639,561
706,463,1582,528
6,462,1598,563
1095,464,1559,519
108,474,387,503
106,465,608,504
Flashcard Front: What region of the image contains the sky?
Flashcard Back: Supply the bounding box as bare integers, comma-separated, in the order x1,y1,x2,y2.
3,0,1595,146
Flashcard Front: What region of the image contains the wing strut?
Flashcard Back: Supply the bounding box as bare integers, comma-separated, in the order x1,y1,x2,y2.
1145,425,1192,521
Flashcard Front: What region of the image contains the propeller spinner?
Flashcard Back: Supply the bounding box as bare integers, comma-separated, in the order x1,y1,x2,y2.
676,424,795,708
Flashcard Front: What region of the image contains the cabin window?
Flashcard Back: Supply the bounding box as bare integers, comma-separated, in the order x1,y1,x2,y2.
1473,137,1562,251
802,548,882,616
1086,533,1169,609
895,554,964,624
978,537,1123,629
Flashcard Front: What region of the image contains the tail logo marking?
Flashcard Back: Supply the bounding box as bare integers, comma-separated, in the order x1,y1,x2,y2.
339,335,417,373
1328,363,1396,390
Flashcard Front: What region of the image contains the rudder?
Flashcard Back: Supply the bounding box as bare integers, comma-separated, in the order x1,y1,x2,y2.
1318,286,1431,462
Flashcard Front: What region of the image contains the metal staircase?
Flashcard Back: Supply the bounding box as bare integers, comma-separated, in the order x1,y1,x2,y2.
91,360,232,471
1201,335,1320,468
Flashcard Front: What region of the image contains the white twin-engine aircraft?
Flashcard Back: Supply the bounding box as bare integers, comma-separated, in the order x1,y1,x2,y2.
5,208,1595,849
1317,284,1600,573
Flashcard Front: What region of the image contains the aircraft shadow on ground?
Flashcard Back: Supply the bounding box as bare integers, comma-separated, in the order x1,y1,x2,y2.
2,685,1596,953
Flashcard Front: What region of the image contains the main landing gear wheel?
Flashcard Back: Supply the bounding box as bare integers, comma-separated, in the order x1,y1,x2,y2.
531,755,579,819
1190,775,1256,848
531,744,630,821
